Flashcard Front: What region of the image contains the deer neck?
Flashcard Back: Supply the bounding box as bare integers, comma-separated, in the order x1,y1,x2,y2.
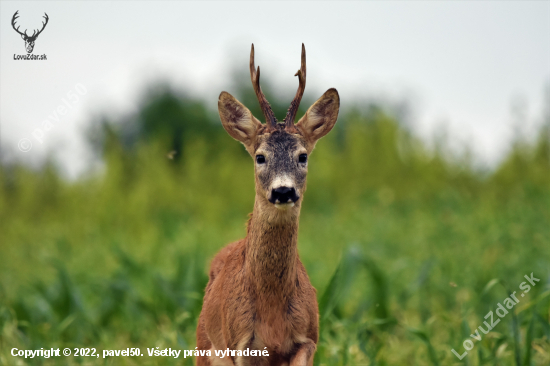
245,196,301,297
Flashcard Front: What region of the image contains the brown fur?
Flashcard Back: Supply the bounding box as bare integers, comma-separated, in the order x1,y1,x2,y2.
196,46,339,366
197,201,318,366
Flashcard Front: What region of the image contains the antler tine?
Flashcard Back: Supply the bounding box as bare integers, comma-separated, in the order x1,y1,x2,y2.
284,43,306,128
34,13,49,37
11,10,27,37
250,44,277,129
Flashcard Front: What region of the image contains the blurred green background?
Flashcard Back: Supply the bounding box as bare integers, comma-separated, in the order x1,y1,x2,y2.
0,76,549,366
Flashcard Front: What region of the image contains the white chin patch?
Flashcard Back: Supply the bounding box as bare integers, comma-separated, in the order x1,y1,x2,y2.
274,202,295,210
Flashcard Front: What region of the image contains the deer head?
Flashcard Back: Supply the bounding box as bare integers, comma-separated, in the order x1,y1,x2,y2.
218,44,339,213
12,11,49,54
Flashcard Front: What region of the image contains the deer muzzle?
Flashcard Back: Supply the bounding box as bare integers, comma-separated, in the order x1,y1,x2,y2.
269,187,299,207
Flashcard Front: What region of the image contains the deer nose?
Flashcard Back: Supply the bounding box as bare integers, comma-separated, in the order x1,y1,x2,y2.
270,187,299,204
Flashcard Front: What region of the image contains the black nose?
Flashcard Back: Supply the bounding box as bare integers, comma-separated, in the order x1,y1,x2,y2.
270,187,299,204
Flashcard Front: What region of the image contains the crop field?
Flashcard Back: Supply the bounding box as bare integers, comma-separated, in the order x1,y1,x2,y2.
1,85,549,365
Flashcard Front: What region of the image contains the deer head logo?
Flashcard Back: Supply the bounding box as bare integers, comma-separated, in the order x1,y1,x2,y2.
12,11,49,54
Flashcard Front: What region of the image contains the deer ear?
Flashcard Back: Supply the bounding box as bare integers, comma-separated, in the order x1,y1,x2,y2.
20,34,26,40
218,92,263,149
296,88,339,148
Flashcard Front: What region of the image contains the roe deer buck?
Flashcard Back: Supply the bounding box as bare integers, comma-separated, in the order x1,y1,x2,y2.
196,44,339,366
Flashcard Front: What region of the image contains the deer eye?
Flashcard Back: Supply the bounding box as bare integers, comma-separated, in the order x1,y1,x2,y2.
256,155,266,164
299,154,308,163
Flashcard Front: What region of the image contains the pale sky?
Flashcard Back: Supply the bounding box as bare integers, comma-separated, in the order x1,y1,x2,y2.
1,1,548,178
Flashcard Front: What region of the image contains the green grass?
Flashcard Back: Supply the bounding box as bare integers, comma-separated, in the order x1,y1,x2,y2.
0,88,549,365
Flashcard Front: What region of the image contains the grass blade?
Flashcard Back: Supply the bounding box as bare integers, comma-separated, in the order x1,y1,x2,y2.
408,327,440,366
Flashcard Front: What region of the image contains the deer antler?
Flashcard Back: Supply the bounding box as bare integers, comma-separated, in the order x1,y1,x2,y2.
250,44,277,129
30,13,49,39
11,11,49,40
11,11,27,38
284,44,306,129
